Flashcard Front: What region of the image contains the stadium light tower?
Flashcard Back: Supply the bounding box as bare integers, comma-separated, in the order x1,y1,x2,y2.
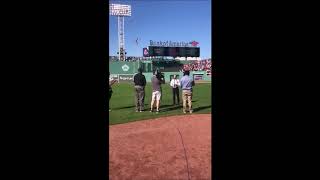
109,3,131,61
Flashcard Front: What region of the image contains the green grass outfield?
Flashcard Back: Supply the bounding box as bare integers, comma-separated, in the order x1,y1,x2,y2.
109,82,211,125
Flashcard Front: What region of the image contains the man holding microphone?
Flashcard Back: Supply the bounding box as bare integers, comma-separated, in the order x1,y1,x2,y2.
170,75,180,105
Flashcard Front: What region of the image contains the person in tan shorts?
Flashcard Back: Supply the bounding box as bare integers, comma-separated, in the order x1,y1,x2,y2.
150,90,161,113
150,70,164,113
180,70,195,113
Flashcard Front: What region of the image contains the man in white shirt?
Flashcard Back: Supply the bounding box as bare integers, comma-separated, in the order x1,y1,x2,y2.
170,75,181,105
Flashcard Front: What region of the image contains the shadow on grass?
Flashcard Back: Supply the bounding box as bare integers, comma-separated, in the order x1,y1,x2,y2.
174,100,197,103
113,104,211,113
159,104,175,108
160,105,183,112
112,105,136,110
160,104,211,113
113,104,175,110
193,105,212,112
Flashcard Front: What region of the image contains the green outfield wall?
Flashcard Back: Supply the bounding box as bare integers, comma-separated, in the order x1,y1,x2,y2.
109,61,211,83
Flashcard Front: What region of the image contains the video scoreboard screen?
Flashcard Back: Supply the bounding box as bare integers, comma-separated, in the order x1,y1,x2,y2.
148,46,200,57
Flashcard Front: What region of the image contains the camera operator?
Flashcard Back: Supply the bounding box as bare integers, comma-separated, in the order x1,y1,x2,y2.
150,69,165,113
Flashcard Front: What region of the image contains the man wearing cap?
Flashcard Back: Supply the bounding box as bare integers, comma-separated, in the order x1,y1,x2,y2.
133,68,146,112
180,70,195,114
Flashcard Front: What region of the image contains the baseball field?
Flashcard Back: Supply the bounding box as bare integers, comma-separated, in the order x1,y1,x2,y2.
109,82,211,125
109,82,212,180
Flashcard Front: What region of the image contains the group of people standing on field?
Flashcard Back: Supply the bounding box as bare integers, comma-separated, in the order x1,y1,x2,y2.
108,68,195,114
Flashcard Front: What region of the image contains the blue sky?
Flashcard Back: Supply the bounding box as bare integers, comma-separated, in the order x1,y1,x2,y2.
109,0,212,58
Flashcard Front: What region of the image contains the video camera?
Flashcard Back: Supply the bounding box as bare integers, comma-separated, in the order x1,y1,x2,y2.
155,69,165,83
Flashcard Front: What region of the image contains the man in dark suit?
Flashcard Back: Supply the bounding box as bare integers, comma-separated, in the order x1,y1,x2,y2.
133,68,146,112
170,75,181,105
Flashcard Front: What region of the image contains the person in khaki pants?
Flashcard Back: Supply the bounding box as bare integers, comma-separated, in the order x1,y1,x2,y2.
180,70,195,113
133,68,146,112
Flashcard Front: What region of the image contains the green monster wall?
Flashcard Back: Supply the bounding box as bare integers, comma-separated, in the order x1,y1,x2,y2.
109,61,211,83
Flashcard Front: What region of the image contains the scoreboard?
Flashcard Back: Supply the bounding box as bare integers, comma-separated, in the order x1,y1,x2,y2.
148,46,200,57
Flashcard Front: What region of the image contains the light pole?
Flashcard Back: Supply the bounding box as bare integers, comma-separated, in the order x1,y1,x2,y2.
109,3,131,61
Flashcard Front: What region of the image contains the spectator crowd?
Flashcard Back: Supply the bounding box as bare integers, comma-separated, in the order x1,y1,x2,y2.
182,59,212,75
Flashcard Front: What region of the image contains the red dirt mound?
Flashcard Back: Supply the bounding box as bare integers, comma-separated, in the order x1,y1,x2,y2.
109,114,211,180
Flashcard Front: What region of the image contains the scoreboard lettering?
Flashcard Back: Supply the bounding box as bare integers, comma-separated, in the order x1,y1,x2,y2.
148,46,200,57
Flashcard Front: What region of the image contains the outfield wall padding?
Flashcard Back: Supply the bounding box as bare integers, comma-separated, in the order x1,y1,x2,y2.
109,61,211,82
